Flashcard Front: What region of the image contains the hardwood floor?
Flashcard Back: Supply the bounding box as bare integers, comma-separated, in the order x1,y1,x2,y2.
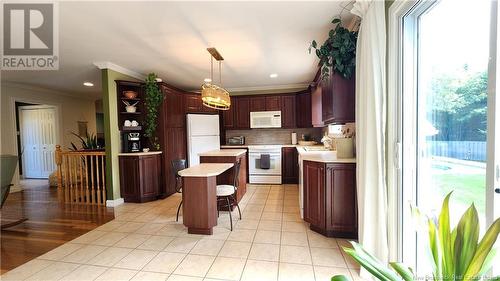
0,180,114,274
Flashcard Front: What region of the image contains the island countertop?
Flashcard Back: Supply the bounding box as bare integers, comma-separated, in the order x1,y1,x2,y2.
198,149,247,157
178,163,234,177
296,147,356,163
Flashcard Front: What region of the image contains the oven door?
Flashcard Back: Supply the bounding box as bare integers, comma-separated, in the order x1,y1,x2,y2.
249,152,281,175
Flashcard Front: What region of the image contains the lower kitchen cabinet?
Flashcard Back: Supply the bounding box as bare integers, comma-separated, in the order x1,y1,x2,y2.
282,147,298,184
119,152,163,203
303,160,357,238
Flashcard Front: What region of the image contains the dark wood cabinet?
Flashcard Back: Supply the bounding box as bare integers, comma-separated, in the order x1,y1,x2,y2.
235,97,250,129
296,91,312,128
266,96,281,111
162,85,185,128
250,96,266,112
281,95,296,128
162,127,186,196
311,84,323,127
303,160,357,238
282,147,298,184
222,99,235,129
119,153,162,203
185,93,202,113
322,72,355,124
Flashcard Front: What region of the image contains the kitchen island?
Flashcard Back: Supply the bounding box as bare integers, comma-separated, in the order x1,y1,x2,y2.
178,163,234,235
296,148,357,239
199,149,247,207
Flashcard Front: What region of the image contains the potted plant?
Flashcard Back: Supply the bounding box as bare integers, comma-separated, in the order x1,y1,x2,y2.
144,73,164,151
309,18,358,80
332,192,500,281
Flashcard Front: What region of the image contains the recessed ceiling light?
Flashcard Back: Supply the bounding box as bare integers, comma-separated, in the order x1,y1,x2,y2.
83,82,94,87
270,73,278,78
204,78,212,83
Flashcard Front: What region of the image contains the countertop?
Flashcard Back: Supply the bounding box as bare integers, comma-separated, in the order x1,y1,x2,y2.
178,163,234,177
296,147,356,163
199,149,247,157
118,151,163,156
221,144,300,149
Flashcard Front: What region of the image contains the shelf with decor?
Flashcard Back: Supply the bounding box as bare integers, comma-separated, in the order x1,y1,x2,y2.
121,126,142,131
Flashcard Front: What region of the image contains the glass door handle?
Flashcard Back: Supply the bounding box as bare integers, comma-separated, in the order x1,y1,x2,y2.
495,188,500,194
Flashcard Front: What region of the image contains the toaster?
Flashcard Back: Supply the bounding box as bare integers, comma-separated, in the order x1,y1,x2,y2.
227,136,245,145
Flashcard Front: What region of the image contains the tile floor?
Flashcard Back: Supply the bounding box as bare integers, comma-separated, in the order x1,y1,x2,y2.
2,184,362,281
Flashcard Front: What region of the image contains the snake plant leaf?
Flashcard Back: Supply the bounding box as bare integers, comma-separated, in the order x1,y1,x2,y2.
454,204,480,278
389,262,414,281
343,247,395,281
477,248,497,276
346,243,402,281
438,192,453,278
427,218,442,278
487,276,500,281
464,217,500,279
331,275,351,281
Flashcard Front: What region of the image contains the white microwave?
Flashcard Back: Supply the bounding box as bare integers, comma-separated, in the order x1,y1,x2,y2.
250,111,282,128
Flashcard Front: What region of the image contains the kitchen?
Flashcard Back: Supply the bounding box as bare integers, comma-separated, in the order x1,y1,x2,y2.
116,57,357,239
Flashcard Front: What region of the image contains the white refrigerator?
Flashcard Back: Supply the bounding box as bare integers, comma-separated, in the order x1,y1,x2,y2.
186,114,220,167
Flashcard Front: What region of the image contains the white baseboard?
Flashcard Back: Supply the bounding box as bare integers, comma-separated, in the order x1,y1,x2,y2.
10,186,22,193
106,198,124,207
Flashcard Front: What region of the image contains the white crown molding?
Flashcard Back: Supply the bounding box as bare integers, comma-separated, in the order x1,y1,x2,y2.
2,81,97,101
93,62,146,81
189,83,310,95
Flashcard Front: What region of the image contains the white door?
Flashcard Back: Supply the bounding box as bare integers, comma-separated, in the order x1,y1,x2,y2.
187,136,220,167
20,106,58,178
398,0,499,273
187,114,220,137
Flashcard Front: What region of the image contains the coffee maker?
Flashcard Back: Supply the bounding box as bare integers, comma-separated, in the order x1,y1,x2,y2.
123,132,141,152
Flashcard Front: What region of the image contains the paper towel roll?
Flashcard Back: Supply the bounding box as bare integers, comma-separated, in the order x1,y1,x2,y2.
291,132,297,145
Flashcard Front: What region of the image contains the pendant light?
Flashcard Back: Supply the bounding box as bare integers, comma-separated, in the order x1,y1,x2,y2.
201,48,231,110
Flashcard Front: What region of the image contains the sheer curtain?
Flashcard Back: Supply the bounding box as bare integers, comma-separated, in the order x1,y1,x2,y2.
351,0,389,273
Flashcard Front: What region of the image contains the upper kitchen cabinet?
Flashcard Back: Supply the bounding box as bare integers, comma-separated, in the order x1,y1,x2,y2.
321,72,355,124
235,97,250,129
250,96,266,112
311,84,324,127
160,84,185,128
265,96,281,111
185,93,217,114
222,97,235,129
281,95,296,128
296,91,312,128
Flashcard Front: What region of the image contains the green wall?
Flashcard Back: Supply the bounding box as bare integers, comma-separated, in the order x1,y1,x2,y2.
101,69,140,200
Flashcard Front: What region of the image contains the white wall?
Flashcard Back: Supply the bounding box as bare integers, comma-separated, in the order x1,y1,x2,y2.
1,82,97,186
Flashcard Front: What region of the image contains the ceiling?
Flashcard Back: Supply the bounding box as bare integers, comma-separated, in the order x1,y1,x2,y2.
2,1,354,99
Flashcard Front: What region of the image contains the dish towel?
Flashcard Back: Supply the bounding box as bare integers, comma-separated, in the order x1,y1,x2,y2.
260,154,270,169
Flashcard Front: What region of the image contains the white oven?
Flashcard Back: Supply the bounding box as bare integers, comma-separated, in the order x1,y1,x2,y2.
250,111,281,128
248,145,282,184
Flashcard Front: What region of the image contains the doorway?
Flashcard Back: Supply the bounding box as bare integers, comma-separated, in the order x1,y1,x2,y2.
396,0,499,274
18,105,58,179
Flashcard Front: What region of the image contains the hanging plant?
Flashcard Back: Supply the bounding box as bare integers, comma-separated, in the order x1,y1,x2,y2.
309,18,358,80
144,73,164,150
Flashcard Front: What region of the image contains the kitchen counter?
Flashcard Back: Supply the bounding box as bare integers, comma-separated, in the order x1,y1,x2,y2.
198,149,246,157
221,144,310,148
118,151,162,156
178,163,234,177
296,147,355,163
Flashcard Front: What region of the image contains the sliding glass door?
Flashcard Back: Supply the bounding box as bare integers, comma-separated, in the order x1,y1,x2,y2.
399,0,499,274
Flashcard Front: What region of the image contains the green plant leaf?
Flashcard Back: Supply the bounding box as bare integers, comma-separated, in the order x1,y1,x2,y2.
454,204,480,278
438,192,453,279
331,275,351,281
346,243,402,281
464,217,500,279
389,263,414,281
428,218,442,278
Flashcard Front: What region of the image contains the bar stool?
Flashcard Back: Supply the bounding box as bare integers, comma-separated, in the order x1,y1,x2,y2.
216,160,242,231
171,159,186,222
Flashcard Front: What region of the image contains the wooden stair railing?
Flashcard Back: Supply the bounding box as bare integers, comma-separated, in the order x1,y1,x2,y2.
55,145,106,205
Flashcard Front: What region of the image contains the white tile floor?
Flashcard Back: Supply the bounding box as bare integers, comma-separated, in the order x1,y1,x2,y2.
2,184,362,281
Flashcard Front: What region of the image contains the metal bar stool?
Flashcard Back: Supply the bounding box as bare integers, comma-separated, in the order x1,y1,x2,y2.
171,159,186,222
216,160,242,231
